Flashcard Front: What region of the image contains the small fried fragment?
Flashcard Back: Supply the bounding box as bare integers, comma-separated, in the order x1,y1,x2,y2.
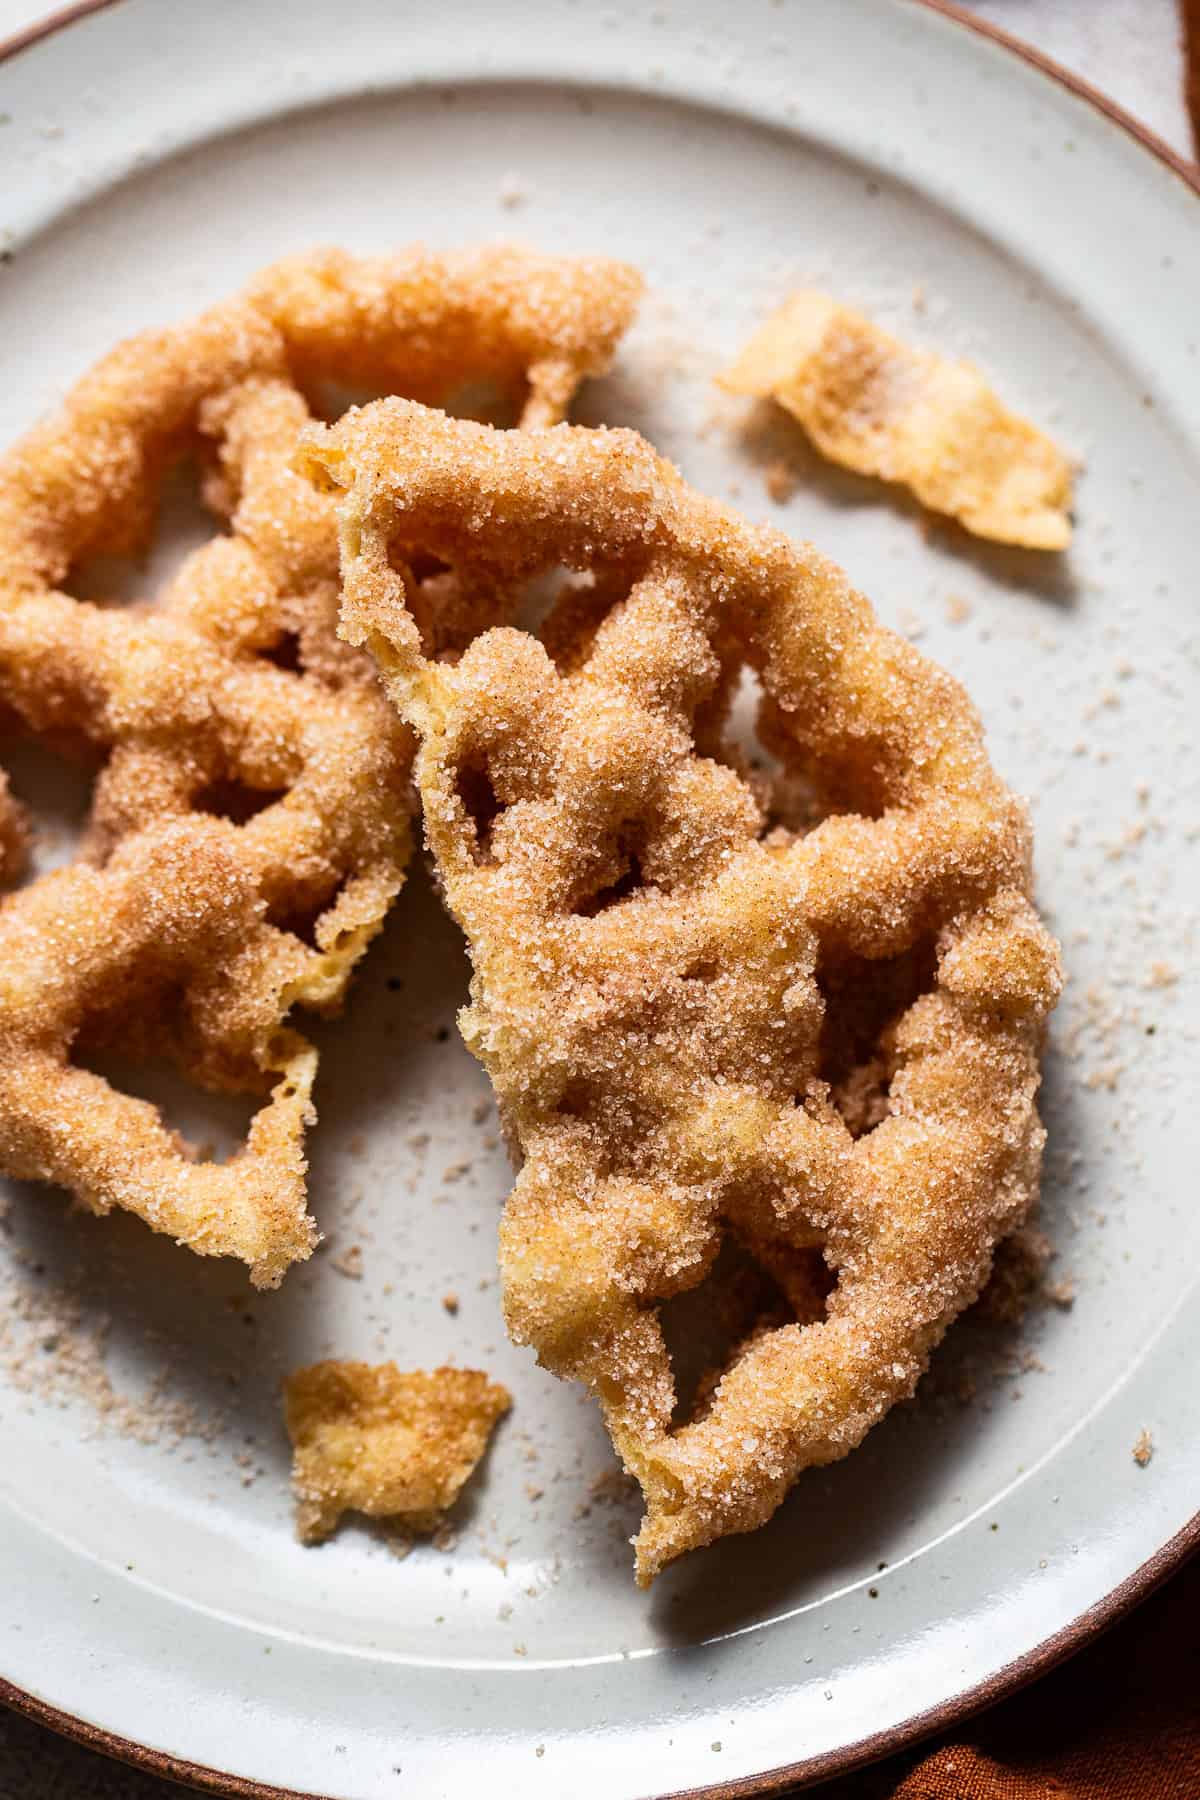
284,1360,510,1543
720,291,1073,549
0,245,640,1285
301,401,1062,1583
1132,1428,1154,1468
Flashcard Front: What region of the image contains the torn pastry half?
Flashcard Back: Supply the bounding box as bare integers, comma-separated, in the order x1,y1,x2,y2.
719,290,1074,550
299,401,1060,1584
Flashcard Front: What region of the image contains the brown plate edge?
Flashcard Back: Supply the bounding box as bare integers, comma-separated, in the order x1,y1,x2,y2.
666,1512,1200,1799
0,0,1197,1795
0,1676,324,1800
914,0,1200,187
0,0,121,60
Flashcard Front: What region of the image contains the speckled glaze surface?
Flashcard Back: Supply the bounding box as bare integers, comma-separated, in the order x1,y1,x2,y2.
0,2,1198,1795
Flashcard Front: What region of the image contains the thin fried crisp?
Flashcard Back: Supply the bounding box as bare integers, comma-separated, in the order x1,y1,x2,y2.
284,1360,511,1544
0,247,641,1286
720,291,1073,549
302,401,1062,1582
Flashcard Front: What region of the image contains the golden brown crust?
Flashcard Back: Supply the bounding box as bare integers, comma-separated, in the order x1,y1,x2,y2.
0,769,29,887
284,1360,511,1544
720,291,1074,549
0,247,641,1286
303,401,1062,1581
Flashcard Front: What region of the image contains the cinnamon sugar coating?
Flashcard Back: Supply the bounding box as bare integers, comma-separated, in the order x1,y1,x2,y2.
303,402,1062,1581
284,1360,510,1543
0,247,640,1286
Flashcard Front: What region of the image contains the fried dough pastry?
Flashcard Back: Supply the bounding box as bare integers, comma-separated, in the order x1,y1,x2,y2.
284,1360,510,1544
720,291,1074,550
303,401,1063,1581
0,247,640,1286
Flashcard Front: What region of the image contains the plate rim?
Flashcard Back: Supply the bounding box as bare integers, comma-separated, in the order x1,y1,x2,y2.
0,1,1197,1795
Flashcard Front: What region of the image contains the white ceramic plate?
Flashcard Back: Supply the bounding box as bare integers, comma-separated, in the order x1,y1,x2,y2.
1,3,1198,1795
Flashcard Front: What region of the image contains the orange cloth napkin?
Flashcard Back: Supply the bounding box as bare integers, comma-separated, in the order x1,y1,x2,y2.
823,1551,1200,1799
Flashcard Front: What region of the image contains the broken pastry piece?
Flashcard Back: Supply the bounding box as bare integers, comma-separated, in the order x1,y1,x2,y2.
720,291,1073,549
284,1360,510,1544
